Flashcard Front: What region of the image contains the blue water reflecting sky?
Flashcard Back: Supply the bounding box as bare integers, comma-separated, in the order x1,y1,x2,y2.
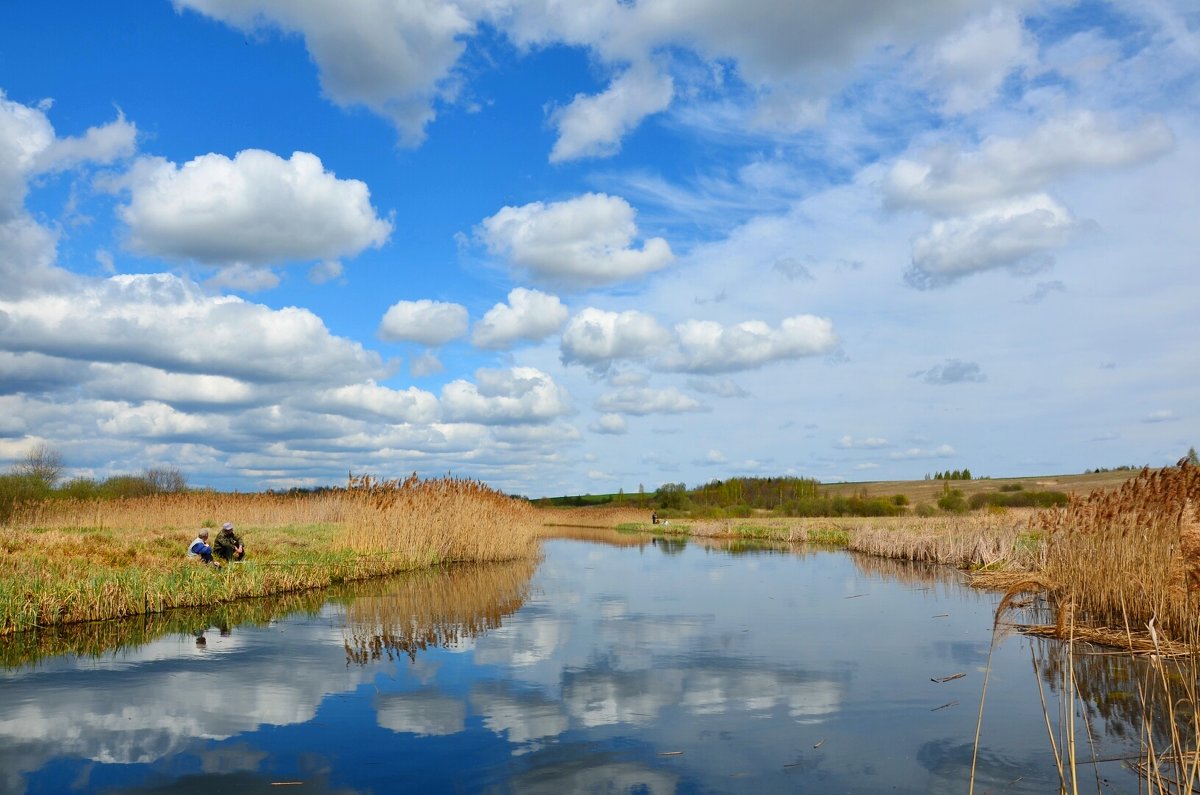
0,536,1146,793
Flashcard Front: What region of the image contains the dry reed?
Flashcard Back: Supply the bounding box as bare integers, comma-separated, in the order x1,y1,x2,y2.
0,474,540,636
1032,461,1200,647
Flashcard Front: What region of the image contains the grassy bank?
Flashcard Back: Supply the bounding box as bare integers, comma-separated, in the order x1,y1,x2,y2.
0,475,539,636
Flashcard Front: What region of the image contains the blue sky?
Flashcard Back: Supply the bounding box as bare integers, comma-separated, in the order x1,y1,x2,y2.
1,0,1197,497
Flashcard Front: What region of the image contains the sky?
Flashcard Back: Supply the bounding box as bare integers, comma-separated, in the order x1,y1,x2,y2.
0,0,1197,497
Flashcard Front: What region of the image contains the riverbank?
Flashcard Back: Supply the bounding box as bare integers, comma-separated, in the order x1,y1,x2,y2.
0,476,540,636
545,462,1200,653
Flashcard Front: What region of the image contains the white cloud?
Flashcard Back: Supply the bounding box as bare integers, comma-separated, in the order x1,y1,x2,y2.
560,308,671,369
923,6,1036,114
907,194,1080,286
0,94,134,299
561,309,836,374
595,387,705,416
175,0,473,146
115,149,392,270
660,315,837,373
441,367,570,425
1143,409,1178,423
889,444,956,460
97,400,210,439
886,112,1174,214
0,272,387,386
479,193,674,288
589,413,628,435
204,262,281,293
410,351,445,377
379,299,468,346
304,382,440,425
471,288,568,350
308,260,343,284
836,435,889,449
550,62,674,163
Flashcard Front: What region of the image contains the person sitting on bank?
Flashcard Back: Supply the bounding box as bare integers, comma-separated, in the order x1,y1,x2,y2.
188,529,216,564
213,522,245,562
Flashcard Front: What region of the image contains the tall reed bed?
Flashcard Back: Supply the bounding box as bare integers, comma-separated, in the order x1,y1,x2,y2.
10,489,346,531
0,475,539,636
340,474,539,564
1032,461,1200,646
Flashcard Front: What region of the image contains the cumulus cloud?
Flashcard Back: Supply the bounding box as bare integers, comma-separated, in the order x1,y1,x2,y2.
914,358,986,385
304,382,440,425
885,112,1175,214
595,387,705,416
379,299,469,346
660,315,837,374
0,94,135,298
0,272,387,386
114,149,392,272
479,193,674,288
560,308,671,369
923,6,1036,114
175,0,473,145
589,413,628,435
1,92,136,214
1142,409,1178,423
561,309,837,374
471,288,568,350
441,367,570,425
550,62,674,162
906,194,1080,287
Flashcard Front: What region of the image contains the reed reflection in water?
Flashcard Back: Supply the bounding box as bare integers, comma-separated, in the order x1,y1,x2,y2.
342,557,539,664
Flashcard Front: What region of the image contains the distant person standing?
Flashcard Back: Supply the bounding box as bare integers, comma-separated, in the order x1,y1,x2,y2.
188,529,215,564
213,522,245,562
651,510,659,524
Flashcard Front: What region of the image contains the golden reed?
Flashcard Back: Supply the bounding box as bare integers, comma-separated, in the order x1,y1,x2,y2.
1030,460,1200,648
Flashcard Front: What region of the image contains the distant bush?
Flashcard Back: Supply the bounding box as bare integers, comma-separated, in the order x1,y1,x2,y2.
0,474,51,523
968,490,1069,510
999,483,1025,492
937,488,969,513
779,495,905,517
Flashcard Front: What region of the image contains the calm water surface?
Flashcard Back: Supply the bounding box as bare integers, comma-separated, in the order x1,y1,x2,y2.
0,533,1149,793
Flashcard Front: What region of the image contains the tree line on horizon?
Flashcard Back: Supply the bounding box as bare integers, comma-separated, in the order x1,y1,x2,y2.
0,443,190,522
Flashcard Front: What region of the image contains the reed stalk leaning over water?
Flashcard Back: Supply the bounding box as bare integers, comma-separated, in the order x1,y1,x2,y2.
0,474,539,636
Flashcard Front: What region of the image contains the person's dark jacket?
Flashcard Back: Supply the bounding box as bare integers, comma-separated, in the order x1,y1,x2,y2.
213,528,245,562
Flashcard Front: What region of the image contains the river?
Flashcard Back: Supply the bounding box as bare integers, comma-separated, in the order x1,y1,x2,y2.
0,530,1160,793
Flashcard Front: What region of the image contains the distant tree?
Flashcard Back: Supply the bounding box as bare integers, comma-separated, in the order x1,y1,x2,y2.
655,482,688,510
145,466,188,493
1188,446,1200,466
962,468,972,480
15,443,64,489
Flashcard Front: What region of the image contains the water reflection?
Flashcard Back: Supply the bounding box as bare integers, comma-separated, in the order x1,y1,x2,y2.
0,537,1166,793
343,557,538,664
0,589,333,670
